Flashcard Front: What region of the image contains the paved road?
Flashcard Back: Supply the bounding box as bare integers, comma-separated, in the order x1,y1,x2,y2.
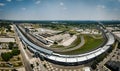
14,25,33,71
15,25,49,71
0,66,25,70
91,35,103,39
96,41,118,71
25,49,34,59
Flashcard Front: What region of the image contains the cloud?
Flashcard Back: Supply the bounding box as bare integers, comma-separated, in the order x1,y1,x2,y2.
97,5,106,9
118,0,120,2
21,8,26,10
6,0,12,2
60,2,64,6
16,0,23,1
0,3,5,6
63,7,67,10
59,2,67,10
35,0,41,4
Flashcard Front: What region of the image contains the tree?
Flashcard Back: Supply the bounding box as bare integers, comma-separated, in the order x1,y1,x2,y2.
69,30,76,36
54,41,58,44
1,52,12,61
0,21,12,32
118,43,120,49
8,42,14,49
6,25,12,32
31,64,34,69
12,69,18,71
12,49,20,56
1,49,20,61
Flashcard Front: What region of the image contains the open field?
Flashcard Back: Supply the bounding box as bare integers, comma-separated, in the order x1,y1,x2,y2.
58,34,104,55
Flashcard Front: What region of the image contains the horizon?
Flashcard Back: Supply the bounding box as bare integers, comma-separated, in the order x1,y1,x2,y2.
1,19,120,21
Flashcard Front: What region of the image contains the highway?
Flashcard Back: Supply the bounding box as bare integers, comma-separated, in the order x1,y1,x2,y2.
14,25,33,71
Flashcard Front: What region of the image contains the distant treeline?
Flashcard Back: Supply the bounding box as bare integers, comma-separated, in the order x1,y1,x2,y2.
13,20,98,24
101,21,120,24
0,20,12,31
1,19,120,25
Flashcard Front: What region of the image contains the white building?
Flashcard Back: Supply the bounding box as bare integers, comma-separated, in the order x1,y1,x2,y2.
0,38,15,43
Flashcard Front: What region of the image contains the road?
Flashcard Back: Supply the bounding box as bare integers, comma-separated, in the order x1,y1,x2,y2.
13,25,33,71
96,41,118,71
91,35,103,39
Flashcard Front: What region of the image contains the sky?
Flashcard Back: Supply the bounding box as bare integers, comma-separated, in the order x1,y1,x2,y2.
0,0,120,20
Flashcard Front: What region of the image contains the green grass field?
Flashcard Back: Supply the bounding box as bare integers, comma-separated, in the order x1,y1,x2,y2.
59,34,104,55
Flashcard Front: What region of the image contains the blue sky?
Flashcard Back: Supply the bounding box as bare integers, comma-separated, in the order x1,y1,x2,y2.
0,0,120,20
